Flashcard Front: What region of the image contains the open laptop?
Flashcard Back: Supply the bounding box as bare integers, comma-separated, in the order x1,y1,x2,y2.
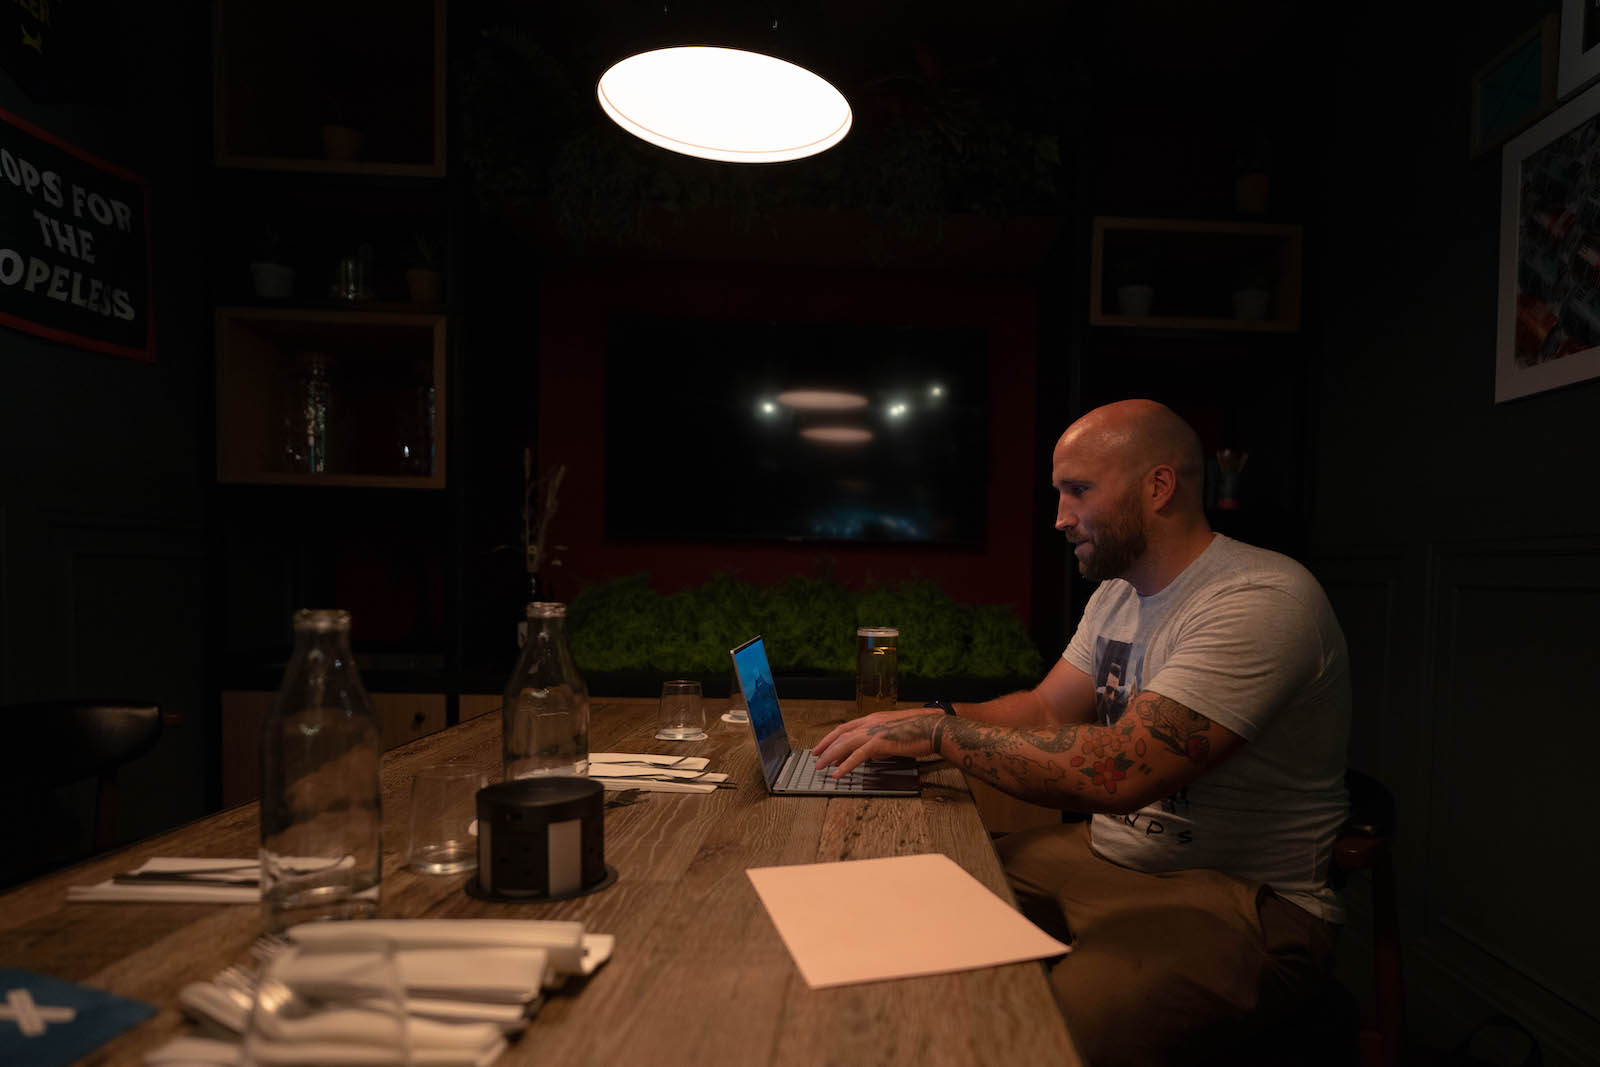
730,635,920,798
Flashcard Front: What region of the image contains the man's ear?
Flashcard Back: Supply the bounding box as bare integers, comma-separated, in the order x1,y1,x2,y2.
1149,464,1178,511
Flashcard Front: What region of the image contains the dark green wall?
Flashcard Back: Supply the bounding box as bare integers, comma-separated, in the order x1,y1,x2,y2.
0,8,212,883
1312,2,1599,1062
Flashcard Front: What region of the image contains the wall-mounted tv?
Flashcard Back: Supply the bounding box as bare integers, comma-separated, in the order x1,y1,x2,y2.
605,315,988,545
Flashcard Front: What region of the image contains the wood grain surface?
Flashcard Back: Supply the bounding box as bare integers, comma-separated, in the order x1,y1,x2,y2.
0,698,1080,1066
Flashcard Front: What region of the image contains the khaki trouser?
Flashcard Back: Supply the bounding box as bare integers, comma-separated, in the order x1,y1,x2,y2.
998,821,1338,1067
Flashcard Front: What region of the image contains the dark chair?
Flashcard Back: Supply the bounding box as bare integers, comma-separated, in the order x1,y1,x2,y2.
3,700,163,853
1235,768,1404,1067
1333,767,1405,1067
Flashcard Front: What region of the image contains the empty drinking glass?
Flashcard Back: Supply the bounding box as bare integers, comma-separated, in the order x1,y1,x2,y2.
655,680,707,741
406,765,487,874
722,664,750,724
243,936,407,1066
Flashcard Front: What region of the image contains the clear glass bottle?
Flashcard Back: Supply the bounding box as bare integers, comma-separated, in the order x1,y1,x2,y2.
260,609,382,934
503,602,590,779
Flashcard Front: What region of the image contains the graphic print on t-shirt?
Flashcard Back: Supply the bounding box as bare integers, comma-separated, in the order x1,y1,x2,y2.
1093,635,1191,842
1092,636,1144,725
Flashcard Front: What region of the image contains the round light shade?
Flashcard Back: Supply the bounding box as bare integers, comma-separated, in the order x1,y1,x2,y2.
597,46,852,164
775,389,869,410
801,426,873,445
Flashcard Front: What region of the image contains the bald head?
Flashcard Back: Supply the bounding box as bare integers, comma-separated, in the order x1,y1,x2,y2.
1056,400,1206,514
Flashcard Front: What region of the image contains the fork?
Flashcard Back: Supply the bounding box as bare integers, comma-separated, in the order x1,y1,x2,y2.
595,768,722,781
188,938,531,1030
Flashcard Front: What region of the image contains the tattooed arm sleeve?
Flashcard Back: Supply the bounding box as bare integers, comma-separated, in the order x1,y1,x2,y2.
949,659,1098,730
940,687,1247,814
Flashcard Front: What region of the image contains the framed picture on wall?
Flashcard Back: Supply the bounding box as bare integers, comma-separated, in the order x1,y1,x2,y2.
1497,77,1600,402
1473,16,1558,157
1559,0,1600,98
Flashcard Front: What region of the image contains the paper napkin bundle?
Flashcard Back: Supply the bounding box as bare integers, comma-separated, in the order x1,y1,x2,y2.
588,752,728,793
149,919,616,1067
68,858,258,904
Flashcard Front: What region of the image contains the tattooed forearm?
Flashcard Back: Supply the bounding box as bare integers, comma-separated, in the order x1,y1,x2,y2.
863,715,940,744
1132,691,1212,762
946,719,1086,806
936,694,1220,813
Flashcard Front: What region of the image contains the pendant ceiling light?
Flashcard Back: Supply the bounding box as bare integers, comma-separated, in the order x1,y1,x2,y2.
597,43,852,164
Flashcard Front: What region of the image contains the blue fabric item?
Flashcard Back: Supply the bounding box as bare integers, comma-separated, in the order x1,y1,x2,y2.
0,969,155,1067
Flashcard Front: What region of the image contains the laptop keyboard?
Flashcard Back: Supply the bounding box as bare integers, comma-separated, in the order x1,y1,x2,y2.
778,749,873,792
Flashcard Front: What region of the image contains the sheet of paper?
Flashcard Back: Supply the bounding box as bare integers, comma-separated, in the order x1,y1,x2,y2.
746,852,1069,988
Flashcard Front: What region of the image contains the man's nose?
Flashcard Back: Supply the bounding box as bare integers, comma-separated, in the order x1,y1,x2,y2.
1055,500,1075,531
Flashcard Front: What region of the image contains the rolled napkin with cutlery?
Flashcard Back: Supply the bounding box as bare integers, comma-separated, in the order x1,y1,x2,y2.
67,857,354,904
178,979,531,1035
286,920,614,986
588,752,729,792
145,1034,506,1067
590,752,710,769
177,981,505,1050
68,858,258,904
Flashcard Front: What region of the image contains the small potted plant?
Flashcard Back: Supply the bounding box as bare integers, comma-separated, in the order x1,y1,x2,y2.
1234,134,1271,217
249,226,294,300
1231,271,1273,321
405,234,444,305
320,96,364,163
1115,257,1155,317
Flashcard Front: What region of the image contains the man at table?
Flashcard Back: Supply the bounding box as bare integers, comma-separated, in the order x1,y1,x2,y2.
813,399,1350,1066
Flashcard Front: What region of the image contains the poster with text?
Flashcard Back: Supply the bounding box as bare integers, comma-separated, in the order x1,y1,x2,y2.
0,107,153,362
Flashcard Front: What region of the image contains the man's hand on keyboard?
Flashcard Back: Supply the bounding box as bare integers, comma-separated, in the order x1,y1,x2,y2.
812,710,943,778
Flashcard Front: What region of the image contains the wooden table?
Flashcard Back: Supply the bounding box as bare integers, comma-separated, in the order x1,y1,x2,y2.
0,698,1081,1066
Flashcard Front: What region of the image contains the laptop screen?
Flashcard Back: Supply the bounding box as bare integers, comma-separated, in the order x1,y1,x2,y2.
731,636,790,786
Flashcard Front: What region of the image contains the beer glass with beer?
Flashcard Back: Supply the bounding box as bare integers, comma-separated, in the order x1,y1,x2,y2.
855,627,900,717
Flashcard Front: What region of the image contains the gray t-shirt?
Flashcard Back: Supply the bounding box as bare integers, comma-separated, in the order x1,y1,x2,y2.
1063,534,1351,922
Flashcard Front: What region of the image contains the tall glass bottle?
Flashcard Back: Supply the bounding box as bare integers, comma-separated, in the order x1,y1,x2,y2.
503,602,589,779
260,609,382,933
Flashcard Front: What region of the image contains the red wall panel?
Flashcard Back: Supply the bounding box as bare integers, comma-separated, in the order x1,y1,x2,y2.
535,265,1040,622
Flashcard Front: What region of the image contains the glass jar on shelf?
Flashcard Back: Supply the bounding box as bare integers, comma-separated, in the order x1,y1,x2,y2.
282,351,331,473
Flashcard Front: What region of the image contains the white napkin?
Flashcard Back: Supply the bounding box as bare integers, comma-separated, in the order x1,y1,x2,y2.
145,1034,506,1067
591,752,710,770
261,945,548,1005
593,775,723,794
287,919,615,987
67,857,359,904
178,982,531,1035
589,757,727,793
67,858,259,904
175,982,504,1051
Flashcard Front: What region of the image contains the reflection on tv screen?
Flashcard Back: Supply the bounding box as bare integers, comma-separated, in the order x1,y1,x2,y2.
606,316,988,544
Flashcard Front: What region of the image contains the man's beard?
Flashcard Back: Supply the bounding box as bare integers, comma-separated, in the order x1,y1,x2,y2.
1075,490,1148,582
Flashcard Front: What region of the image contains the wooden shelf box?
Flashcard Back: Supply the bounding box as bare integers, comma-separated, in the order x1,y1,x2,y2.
1090,217,1303,332
216,307,446,488
213,0,445,176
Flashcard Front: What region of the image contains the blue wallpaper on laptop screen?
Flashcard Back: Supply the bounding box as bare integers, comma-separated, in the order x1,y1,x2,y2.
732,638,789,785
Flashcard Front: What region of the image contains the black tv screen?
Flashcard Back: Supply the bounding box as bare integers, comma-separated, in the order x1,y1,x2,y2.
605,316,988,544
